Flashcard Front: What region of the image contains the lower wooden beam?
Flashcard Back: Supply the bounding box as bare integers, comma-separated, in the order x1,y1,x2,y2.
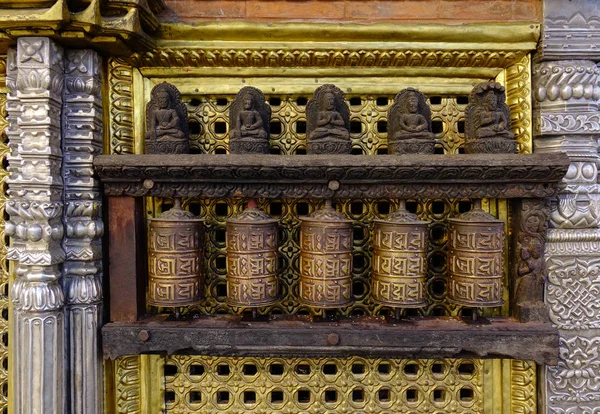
102,315,558,365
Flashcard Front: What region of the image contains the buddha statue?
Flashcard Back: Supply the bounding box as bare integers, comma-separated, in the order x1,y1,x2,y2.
145,82,189,154
306,84,351,154
387,88,435,154
475,90,513,140
464,82,516,154
229,86,271,154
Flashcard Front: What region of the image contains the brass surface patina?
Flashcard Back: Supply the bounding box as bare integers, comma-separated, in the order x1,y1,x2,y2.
226,200,279,307
372,200,430,308
300,201,353,308
148,198,205,307
448,200,506,307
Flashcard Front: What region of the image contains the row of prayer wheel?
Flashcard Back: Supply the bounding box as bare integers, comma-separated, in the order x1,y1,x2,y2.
147,199,505,310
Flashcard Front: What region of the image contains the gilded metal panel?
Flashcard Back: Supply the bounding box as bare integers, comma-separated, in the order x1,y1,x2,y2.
164,355,483,413
504,54,533,154
106,57,136,154
111,50,536,412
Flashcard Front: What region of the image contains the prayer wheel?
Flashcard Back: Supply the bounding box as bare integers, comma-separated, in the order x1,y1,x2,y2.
300,201,353,308
371,201,429,308
148,198,205,307
226,201,279,307
447,200,505,307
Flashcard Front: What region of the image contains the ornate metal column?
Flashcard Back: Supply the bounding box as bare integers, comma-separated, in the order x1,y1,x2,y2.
63,49,104,414
6,37,65,414
537,1,600,411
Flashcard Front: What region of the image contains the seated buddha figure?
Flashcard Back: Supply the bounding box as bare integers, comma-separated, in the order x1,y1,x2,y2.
151,91,185,140
231,93,268,140
310,91,350,141
464,82,516,154
229,86,271,154
393,91,434,141
476,90,513,140
145,83,189,154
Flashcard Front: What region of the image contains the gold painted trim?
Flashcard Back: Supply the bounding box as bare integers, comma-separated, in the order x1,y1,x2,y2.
152,76,493,96
505,54,533,154
157,22,540,46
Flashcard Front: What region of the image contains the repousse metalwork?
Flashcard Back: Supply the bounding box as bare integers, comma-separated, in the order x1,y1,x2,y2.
505,54,533,154
371,202,430,308
107,57,135,154
7,38,66,414
226,202,278,308
0,58,10,414
447,202,505,307
63,48,104,414
164,355,483,413
148,199,204,307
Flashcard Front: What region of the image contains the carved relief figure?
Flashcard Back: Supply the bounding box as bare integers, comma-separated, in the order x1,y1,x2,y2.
145,82,189,154
388,88,435,154
229,86,271,154
306,84,351,154
464,82,516,154
516,237,546,307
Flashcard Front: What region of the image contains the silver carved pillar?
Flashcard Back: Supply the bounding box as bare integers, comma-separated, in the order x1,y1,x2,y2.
6,38,66,413
537,1,600,411
63,49,104,414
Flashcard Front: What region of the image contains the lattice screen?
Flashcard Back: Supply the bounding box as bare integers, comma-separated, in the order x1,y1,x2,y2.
164,355,483,413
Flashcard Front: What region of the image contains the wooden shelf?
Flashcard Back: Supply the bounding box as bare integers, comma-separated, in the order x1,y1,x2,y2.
97,152,568,364
102,315,558,364
94,153,569,199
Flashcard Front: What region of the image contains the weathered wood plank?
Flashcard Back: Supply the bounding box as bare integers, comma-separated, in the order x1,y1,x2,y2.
108,196,147,322
102,315,559,364
94,153,570,199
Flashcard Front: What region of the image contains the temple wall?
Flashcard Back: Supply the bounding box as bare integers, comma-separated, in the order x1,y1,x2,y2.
161,0,541,23
3,1,600,413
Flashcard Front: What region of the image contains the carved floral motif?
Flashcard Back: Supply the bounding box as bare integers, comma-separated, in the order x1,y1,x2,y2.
548,334,600,404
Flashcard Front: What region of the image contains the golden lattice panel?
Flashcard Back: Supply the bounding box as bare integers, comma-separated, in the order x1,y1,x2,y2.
164,355,483,414
187,94,467,155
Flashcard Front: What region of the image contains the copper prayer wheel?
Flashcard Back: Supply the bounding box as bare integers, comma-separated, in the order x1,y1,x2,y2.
226,201,279,307
148,198,205,307
371,201,430,308
447,200,505,307
300,201,353,308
